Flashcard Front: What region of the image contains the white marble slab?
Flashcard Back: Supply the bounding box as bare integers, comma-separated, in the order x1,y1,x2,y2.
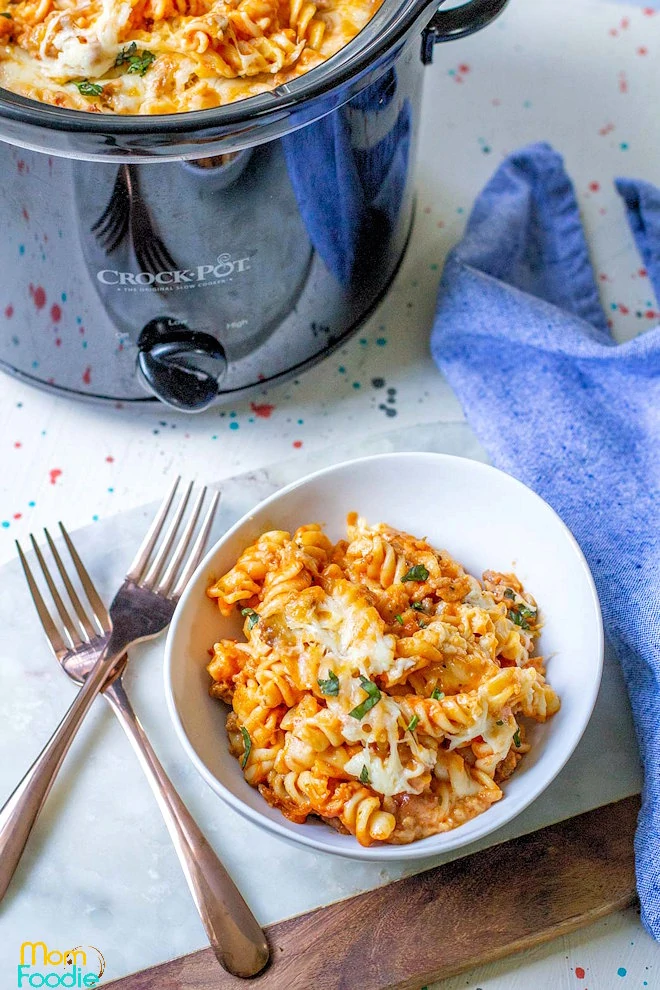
0,421,642,983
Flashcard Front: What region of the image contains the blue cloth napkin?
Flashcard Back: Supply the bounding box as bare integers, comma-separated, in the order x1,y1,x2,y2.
431,142,660,937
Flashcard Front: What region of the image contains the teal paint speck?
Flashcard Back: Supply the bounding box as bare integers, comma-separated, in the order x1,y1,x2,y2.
76,316,82,324
611,302,618,310
617,968,627,978
448,68,455,76
32,360,39,368
620,142,629,151
352,382,361,390
61,292,67,302
338,365,346,373
248,417,255,423
1,521,9,529
297,418,303,424
28,501,35,507
229,421,239,430
211,435,218,440
108,487,114,493
19,245,25,255
457,207,465,214
376,337,387,347
523,100,532,108
230,410,237,418
430,263,438,271
359,338,367,345
92,515,99,522
82,341,88,349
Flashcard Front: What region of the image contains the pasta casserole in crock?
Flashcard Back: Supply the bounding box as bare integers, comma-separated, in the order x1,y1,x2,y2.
0,0,382,112
206,514,560,846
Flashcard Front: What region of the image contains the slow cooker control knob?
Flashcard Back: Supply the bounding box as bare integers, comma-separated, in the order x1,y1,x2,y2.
137,320,227,412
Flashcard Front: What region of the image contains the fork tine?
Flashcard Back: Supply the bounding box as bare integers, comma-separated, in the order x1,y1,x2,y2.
141,481,193,589
126,476,180,583
171,490,220,600
44,528,99,640
16,541,70,656
29,534,82,648
155,486,207,596
58,523,110,631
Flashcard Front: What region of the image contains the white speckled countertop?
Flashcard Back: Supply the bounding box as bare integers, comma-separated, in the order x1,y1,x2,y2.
1,0,660,986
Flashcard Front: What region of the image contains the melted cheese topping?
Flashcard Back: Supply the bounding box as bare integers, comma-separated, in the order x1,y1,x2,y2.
206,517,561,845
0,0,382,113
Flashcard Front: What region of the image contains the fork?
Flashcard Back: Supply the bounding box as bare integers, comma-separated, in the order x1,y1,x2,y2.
124,165,179,275
91,164,178,274
91,164,130,254
1,480,269,979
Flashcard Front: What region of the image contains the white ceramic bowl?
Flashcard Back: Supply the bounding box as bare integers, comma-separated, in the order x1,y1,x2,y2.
164,452,603,861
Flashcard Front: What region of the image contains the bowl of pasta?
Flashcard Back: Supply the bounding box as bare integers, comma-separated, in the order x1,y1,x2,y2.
164,452,603,860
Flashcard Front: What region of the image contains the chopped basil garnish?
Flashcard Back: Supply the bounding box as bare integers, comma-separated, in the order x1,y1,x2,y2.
75,80,103,97
115,42,156,76
240,726,251,768
419,621,428,629
513,727,521,747
510,604,537,630
503,588,516,600
411,602,427,612
394,614,404,625
318,670,340,696
241,607,259,630
401,564,429,583
349,676,381,720
430,688,445,701
359,765,370,784
0,11,12,17
407,714,419,732
496,719,504,726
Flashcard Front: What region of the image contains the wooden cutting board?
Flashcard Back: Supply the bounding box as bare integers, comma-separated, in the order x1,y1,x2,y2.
108,795,639,990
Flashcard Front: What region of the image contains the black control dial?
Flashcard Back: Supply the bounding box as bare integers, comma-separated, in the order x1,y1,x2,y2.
137,318,227,412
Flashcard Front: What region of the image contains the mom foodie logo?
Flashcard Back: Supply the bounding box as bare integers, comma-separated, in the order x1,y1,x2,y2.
17,943,106,987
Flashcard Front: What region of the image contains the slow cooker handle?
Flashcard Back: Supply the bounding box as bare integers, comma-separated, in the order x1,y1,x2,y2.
421,0,510,64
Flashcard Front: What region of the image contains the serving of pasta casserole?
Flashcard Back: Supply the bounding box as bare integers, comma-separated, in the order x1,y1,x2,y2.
206,514,560,846
0,0,382,112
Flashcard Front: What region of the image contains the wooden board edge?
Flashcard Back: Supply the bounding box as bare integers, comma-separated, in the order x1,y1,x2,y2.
107,795,640,990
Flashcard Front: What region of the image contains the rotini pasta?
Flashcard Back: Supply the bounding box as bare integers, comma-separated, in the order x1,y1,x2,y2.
0,0,382,112
206,516,560,845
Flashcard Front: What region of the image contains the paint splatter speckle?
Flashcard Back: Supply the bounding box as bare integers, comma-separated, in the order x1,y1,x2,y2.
250,401,275,419
617,968,627,978
82,367,92,385
575,967,585,979
49,468,62,485
292,440,303,449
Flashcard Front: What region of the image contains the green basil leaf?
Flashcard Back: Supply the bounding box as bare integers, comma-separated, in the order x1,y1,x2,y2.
401,564,429,583
241,607,259,630
406,714,419,732
411,602,427,612
75,80,103,96
0,12,13,18
496,719,504,726
513,727,521,748
359,765,370,784
318,670,340,696
240,726,251,768
394,614,404,625
430,688,445,701
349,676,381,720
503,588,516,600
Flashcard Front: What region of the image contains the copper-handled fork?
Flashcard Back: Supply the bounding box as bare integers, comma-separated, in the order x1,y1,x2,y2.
1,480,269,979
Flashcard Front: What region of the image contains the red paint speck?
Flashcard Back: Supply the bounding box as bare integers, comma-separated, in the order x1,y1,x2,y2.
79,326,85,335
609,28,618,36
22,207,29,221
588,181,600,192
49,468,62,485
4,305,13,318
639,268,648,277
575,967,585,979
619,71,628,93
50,304,61,323
16,160,28,175
13,513,22,520
14,441,21,448
29,284,46,309
458,63,470,74
82,366,91,385
292,440,303,449
250,401,275,419
454,75,463,84
436,220,445,228
638,46,648,56
644,7,656,15
55,338,62,347
620,17,629,29
646,310,658,319
106,455,114,463
599,273,609,282
599,123,614,136
618,303,629,315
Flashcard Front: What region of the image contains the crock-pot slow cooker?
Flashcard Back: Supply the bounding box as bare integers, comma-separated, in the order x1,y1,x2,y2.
0,0,507,411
